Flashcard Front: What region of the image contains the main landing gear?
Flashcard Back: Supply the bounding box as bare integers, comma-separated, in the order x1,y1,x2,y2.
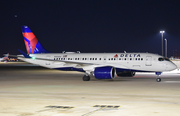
155,72,162,82
83,75,90,81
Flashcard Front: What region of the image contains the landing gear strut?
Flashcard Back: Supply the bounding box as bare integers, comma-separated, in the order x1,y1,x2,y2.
155,72,161,82
83,75,90,81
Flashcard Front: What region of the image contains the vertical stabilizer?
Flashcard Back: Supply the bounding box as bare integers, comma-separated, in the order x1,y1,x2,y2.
21,26,49,54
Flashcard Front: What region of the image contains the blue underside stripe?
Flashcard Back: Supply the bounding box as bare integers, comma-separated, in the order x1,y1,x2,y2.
116,68,152,72
54,67,152,73
55,67,85,72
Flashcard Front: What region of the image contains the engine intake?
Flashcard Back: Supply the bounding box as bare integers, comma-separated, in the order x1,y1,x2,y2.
94,67,115,79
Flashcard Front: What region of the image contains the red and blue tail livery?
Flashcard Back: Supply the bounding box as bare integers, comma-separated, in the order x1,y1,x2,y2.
21,26,49,54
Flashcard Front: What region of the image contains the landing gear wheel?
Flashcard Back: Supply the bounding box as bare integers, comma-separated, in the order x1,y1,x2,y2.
156,78,161,82
155,72,162,82
83,75,90,81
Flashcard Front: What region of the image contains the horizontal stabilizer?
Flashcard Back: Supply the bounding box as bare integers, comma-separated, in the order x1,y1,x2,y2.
18,49,31,58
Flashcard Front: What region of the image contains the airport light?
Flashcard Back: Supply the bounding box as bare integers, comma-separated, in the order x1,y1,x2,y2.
165,38,167,58
160,31,165,56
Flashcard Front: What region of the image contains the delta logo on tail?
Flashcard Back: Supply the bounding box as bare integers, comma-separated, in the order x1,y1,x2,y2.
21,26,49,54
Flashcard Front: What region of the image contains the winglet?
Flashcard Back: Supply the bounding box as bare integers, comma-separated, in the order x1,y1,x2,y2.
18,49,31,58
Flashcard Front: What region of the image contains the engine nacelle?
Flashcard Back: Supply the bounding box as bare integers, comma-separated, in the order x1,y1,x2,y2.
94,67,116,79
116,71,135,77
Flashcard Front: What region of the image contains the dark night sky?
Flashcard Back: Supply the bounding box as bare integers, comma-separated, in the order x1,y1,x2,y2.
1,0,180,57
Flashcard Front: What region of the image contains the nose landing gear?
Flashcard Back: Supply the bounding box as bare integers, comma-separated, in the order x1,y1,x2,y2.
155,72,162,82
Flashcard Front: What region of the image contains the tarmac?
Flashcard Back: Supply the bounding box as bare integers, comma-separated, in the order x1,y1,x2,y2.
0,62,180,116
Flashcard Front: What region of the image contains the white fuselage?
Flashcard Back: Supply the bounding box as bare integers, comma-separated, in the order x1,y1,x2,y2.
18,52,177,73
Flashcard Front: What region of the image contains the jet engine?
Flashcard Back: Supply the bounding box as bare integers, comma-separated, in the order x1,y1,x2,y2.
94,67,116,79
116,71,135,77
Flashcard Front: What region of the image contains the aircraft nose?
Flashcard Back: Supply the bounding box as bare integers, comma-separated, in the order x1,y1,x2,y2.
173,64,178,69
170,63,177,70
165,62,177,71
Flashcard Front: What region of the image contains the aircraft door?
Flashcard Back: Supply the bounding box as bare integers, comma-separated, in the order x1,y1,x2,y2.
146,56,152,66
46,55,50,65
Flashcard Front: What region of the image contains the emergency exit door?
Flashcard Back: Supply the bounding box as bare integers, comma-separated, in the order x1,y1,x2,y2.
146,56,152,66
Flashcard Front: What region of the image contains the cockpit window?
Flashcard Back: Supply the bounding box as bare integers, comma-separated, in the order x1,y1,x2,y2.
158,57,170,61
158,57,164,61
164,58,170,61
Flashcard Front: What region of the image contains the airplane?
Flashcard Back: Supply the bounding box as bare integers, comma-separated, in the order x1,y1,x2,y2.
0,53,9,62
14,26,177,82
